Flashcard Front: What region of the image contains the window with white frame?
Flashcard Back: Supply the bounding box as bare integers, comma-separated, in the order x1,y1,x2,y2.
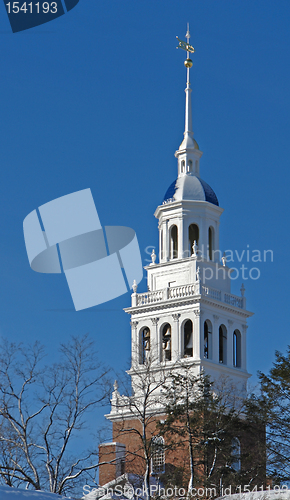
233,329,241,368
170,225,178,260
151,436,165,475
219,324,227,364
231,437,241,472
140,327,150,364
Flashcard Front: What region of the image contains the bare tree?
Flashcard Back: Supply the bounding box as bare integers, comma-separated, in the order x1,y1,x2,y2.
0,334,112,496
113,349,172,500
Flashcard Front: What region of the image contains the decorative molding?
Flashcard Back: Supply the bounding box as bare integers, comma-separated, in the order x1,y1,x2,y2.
194,310,201,317
228,320,234,326
242,324,248,333
151,317,159,326
213,315,219,322
172,313,181,322
130,321,138,329
126,298,251,319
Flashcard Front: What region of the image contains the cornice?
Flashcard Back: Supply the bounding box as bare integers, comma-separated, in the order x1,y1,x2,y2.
154,199,224,220
125,295,253,319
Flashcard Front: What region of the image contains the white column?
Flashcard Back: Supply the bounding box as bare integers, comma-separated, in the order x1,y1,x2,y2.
165,219,169,262
193,310,201,360
131,321,139,366
227,320,234,367
172,314,181,360
212,315,219,364
242,324,248,370
178,218,183,260
198,218,205,260
183,219,189,259
216,220,221,260
151,317,160,362
161,220,167,263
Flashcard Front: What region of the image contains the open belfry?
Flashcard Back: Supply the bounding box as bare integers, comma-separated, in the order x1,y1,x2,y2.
99,26,254,488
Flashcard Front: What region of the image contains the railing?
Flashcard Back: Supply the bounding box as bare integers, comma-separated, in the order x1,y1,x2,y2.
136,290,164,306
224,293,243,309
135,284,244,309
201,286,221,301
168,283,196,299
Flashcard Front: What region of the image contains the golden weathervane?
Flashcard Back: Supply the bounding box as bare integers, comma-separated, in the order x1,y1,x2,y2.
176,24,195,68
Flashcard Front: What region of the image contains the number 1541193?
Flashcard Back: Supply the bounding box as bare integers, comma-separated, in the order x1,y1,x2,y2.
6,2,58,13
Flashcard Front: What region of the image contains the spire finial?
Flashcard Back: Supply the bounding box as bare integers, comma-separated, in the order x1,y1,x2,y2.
176,25,195,141
176,24,195,81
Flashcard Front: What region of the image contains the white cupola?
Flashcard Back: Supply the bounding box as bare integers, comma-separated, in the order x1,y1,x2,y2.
155,28,223,267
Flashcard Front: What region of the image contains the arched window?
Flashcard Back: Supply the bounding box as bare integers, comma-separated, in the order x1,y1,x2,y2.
208,226,214,261
219,324,227,364
140,327,150,364
170,225,178,260
183,320,193,357
162,323,171,361
189,224,199,255
233,330,241,368
151,436,165,475
204,320,212,359
231,437,241,472
188,160,193,172
181,160,185,173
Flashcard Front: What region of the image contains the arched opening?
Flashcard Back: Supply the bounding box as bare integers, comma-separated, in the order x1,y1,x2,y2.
189,224,199,255
219,324,227,364
204,320,212,359
231,437,241,472
183,320,193,357
140,327,150,364
161,323,171,361
233,329,241,368
181,160,185,173
151,436,165,475
208,226,214,261
170,225,178,260
188,160,193,172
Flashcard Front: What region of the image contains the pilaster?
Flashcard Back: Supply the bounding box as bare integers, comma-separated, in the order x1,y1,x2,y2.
242,324,248,371
228,319,234,368
172,313,181,360
151,317,160,362
178,218,183,259
130,321,138,365
193,309,201,359
213,315,219,364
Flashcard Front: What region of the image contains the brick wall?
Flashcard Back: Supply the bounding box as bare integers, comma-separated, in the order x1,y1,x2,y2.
98,442,126,486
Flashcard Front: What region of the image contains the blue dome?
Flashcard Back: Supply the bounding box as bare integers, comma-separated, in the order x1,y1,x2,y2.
163,175,219,206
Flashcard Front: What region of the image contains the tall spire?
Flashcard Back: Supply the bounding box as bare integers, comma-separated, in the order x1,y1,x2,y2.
176,24,196,150
184,24,193,138
175,25,202,177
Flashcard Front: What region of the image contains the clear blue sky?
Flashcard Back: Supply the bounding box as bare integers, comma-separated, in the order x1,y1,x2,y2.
0,0,289,432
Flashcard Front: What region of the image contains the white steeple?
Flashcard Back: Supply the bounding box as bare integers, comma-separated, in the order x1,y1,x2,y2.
175,25,202,177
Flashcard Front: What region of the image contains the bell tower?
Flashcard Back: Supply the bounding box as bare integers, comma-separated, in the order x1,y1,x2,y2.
125,26,253,396
101,30,254,486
